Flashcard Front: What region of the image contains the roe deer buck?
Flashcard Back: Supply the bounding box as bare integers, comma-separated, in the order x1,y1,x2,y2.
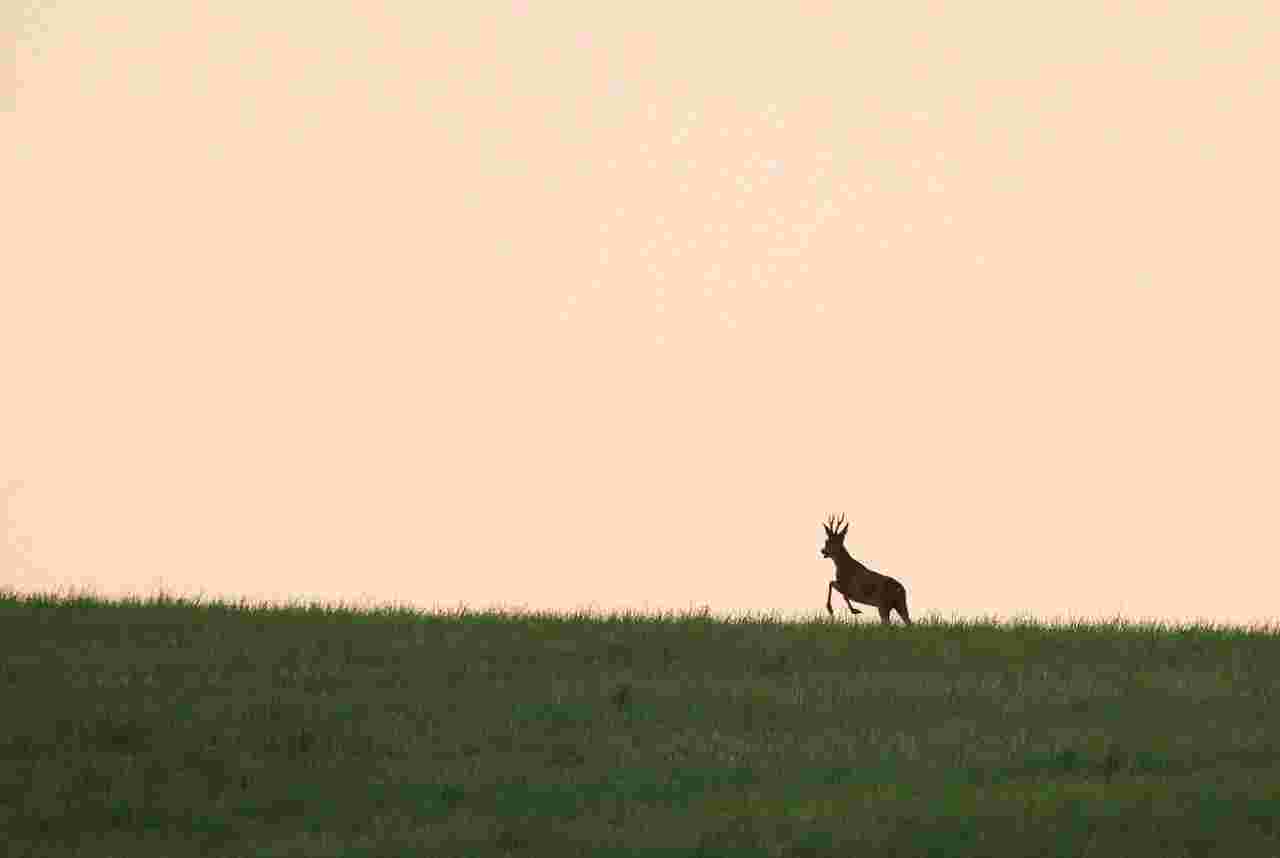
821,513,912,625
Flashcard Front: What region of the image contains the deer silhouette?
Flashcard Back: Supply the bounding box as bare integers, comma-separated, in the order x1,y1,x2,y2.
821,513,912,625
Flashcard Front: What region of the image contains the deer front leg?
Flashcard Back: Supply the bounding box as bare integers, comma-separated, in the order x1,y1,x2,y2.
828,582,862,616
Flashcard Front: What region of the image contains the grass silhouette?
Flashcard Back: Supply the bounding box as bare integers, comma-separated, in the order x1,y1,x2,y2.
3,586,1279,856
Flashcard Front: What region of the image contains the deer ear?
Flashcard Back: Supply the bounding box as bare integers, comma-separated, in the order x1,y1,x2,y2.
838,523,849,538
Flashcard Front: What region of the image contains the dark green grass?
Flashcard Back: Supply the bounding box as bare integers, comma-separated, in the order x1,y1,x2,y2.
3,587,1279,857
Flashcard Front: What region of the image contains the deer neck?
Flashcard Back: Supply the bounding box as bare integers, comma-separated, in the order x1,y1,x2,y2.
833,546,869,577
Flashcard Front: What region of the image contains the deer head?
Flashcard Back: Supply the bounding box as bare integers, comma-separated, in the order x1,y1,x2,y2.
821,513,850,559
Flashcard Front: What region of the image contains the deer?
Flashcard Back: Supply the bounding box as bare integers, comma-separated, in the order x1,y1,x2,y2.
821,513,912,625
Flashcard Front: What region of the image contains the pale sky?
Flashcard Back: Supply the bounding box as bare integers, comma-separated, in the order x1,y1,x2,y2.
5,4,1278,625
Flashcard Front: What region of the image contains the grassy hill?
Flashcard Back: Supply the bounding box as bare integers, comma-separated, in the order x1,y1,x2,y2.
3,588,1279,856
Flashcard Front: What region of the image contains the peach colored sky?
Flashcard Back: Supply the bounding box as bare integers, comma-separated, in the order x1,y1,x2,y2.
6,5,1278,625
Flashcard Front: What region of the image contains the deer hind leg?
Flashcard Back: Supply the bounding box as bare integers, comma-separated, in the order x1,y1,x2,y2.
878,604,893,624
892,582,913,625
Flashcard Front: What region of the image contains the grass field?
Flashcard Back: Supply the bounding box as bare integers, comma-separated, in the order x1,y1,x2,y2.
3,588,1279,857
